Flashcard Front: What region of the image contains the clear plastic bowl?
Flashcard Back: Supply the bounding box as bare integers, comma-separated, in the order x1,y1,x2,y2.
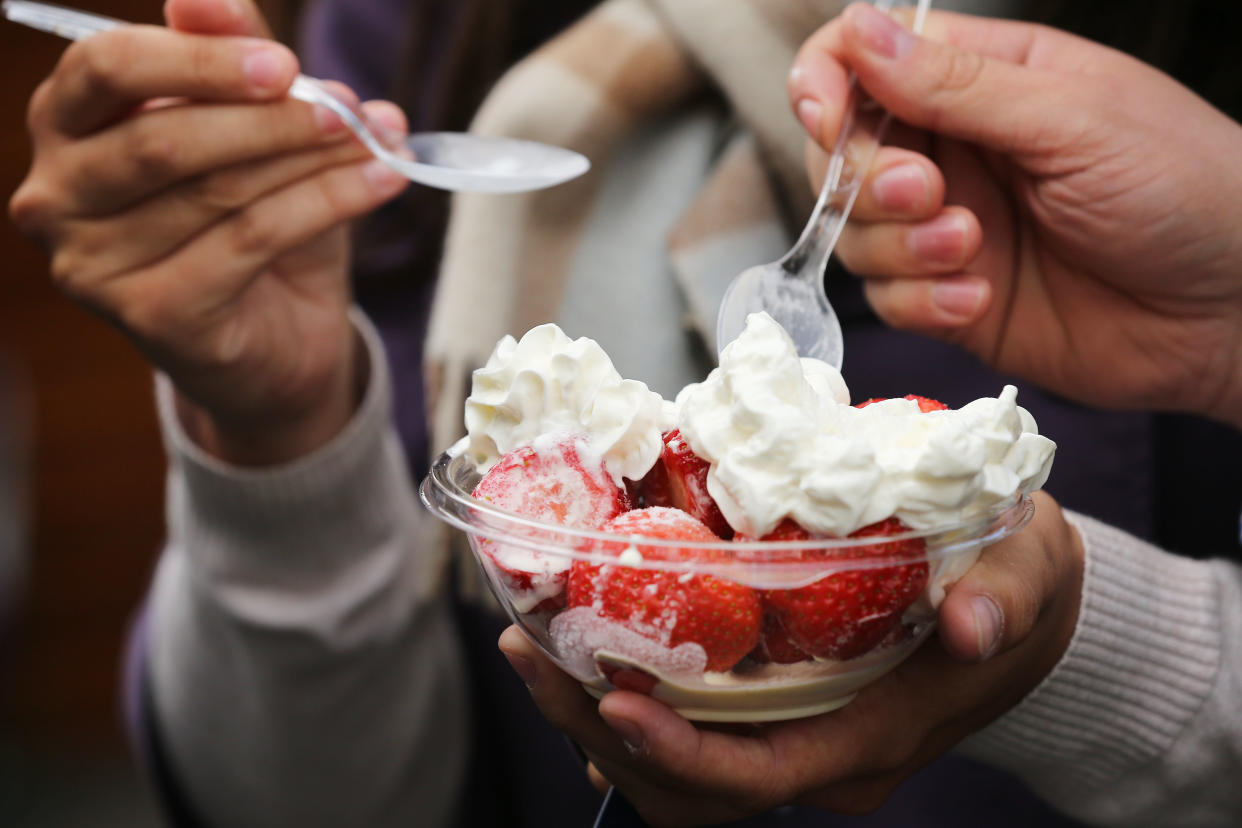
421,450,1034,722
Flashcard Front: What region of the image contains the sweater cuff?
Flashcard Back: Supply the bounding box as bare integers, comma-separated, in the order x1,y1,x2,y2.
960,510,1220,794
155,309,437,602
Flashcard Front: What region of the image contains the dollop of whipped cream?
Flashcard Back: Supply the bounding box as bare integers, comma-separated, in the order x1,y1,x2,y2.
464,323,665,485
677,313,1055,537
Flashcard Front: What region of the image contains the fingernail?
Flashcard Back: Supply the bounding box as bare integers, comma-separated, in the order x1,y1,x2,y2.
243,45,286,90
849,3,915,59
872,164,929,212
600,711,646,755
502,651,538,689
930,280,987,321
971,595,1003,660
796,98,823,140
908,213,967,262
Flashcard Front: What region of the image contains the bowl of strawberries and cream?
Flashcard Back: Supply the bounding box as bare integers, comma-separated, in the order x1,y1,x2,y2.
421,313,1055,721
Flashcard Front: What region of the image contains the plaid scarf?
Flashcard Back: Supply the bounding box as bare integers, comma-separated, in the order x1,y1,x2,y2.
420,0,847,600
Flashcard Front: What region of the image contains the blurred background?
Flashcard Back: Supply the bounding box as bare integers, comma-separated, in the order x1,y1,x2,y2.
2,2,175,825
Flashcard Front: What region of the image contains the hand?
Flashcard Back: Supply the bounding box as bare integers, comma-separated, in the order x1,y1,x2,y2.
500,492,1083,826
788,4,1242,430
8,0,411,464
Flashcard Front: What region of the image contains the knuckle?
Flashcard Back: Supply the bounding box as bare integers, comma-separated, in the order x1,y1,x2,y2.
934,49,986,96
8,181,53,237
311,172,355,218
64,34,125,100
129,126,183,180
26,79,56,134
228,205,278,256
189,171,252,213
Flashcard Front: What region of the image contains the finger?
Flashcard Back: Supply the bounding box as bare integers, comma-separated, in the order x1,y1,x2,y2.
496,627,632,760
836,205,981,278
806,143,945,222
46,27,297,135
96,153,408,341
585,761,611,794
54,139,373,284
165,0,273,38
55,99,403,281
938,492,1082,661
791,4,1077,157
588,752,754,827
64,88,362,213
595,691,795,803
862,273,992,332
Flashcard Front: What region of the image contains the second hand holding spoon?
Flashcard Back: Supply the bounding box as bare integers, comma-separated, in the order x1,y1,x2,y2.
714,0,931,367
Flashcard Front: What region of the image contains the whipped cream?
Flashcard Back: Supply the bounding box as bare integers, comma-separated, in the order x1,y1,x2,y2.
677,313,1055,536
464,323,665,485
464,313,1055,537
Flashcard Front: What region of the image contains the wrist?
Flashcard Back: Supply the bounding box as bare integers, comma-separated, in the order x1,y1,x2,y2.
174,331,368,467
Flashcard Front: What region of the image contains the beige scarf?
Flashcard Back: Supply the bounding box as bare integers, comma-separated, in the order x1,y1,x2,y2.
423,0,848,600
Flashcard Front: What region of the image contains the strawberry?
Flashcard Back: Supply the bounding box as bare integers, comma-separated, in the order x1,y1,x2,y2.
856,395,949,413
626,456,672,509
473,437,629,613
755,518,929,661
751,614,812,664
567,508,761,672
658,429,733,538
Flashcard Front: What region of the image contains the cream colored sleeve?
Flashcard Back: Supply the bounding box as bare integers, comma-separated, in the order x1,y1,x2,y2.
960,511,1241,826
146,309,468,828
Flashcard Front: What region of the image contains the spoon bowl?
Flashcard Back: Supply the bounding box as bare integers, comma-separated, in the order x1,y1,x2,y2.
714,0,931,367
401,132,591,193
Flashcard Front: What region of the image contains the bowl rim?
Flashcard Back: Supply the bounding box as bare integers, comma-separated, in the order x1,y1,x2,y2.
420,450,1036,569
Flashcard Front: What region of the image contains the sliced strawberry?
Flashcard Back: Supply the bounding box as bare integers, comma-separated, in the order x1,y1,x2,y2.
567,508,761,672
856,395,949,413
473,437,629,613
755,518,929,661
659,429,733,538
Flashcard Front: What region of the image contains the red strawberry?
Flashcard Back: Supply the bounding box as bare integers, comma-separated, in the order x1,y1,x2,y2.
473,438,629,613
626,456,672,509
751,614,812,664
856,395,949,413
658,429,733,538
567,508,761,672
756,518,929,661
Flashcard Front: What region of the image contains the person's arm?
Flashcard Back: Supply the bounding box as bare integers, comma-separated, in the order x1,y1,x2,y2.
146,311,468,827
959,512,1241,826
8,0,467,821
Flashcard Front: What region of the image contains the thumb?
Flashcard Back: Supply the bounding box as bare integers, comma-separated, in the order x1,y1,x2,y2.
794,3,1069,158
165,0,273,38
937,492,1083,662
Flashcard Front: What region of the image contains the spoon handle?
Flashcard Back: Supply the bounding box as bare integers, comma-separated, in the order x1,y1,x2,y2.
3,0,120,38
781,0,932,278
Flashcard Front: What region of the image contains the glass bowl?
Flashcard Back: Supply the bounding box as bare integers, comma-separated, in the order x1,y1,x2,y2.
421,450,1034,722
